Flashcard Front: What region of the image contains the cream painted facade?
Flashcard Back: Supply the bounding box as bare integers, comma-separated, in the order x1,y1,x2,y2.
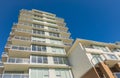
0,9,73,78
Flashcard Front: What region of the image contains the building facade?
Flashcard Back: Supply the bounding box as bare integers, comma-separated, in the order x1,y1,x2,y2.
68,39,120,78
0,9,74,78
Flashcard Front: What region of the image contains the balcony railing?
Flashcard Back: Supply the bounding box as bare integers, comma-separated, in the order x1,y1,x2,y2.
64,43,72,46
7,58,30,63
10,45,47,53
5,44,11,48
2,74,29,78
2,52,8,57
44,22,58,27
48,28,59,32
32,40,46,43
15,29,32,33
12,28,72,41
14,36,31,41
11,45,31,51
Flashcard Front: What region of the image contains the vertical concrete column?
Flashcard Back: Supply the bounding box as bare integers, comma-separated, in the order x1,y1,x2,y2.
44,26,48,30
48,56,54,65
45,32,49,36
46,47,52,53
98,62,115,78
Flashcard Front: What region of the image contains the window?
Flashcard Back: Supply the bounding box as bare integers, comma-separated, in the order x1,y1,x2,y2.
34,15,43,18
112,48,120,52
30,68,49,78
51,47,65,54
8,58,15,63
92,45,109,52
32,37,45,43
91,54,103,64
53,57,68,65
31,56,48,64
32,45,46,52
33,24,44,29
33,30,45,35
50,39,62,45
48,27,58,31
55,69,72,78
107,54,117,60
49,32,59,37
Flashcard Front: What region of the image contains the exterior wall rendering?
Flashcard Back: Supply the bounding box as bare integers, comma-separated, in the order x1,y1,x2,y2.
0,9,73,78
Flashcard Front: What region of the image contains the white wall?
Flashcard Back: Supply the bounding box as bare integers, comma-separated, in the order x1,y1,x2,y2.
68,43,93,78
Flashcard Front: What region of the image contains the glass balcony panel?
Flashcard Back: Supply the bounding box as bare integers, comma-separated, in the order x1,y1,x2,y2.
9,58,15,63
8,58,29,63
13,75,20,78
3,74,11,78
38,57,42,63
2,74,29,78
16,58,23,63
11,45,31,51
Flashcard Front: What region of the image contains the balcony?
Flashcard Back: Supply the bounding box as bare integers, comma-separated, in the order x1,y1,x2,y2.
8,45,47,57
11,45,31,51
44,22,58,27
85,48,103,53
61,37,73,43
48,28,59,32
42,17,56,22
33,19,44,25
64,43,72,46
15,29,32,33
14,29,32,37
102,54,120,67
14,36,31,41
7,58,30,64
1,74,29,78
12,36,31,46
5,44,11,49
16,23,32,29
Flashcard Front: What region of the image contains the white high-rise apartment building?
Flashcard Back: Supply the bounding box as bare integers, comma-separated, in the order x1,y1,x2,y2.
0,9,73,78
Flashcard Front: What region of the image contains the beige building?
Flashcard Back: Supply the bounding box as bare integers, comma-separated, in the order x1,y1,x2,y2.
0,9,74,78
68,38,120,78
1,9,120,78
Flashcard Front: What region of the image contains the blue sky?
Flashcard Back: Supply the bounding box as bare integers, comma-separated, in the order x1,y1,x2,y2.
0,0,120,55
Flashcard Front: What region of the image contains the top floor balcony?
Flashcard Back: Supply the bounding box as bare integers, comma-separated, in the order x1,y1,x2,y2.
85,45,110,53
